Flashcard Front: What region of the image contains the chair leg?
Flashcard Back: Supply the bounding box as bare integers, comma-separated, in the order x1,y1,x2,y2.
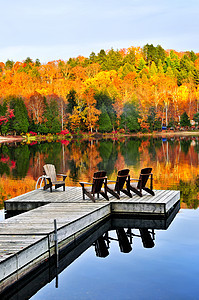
129,186,142,197
84,190,95,202
82,189,85,200
100,192,109,201
107,186,120,199
143,187,155,196
121,189,132,198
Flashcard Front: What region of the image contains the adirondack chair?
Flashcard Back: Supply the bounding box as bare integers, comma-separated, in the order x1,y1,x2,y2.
43,164,67,192
128,167,155,197
107,169,132,199
79,170,109,202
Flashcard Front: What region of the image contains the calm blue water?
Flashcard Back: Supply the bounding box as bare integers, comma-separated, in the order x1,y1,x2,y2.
27,208,199,300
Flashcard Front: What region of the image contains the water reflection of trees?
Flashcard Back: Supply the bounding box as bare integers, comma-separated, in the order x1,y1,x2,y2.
1,136,199,208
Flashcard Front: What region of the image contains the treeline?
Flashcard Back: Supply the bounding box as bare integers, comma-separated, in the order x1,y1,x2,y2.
1,44,199,135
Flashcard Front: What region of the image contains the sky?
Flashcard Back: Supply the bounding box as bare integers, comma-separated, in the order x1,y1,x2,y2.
0,0,199,63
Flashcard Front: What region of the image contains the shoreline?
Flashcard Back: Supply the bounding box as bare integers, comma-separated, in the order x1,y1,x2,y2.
1,130,199,144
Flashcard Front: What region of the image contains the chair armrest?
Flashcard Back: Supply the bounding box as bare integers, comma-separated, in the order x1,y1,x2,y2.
79,181,93,187
140,173,152,176
57,174,67,180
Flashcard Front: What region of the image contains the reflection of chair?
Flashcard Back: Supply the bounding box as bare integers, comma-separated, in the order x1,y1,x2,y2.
129,167,155,197
79,170,109,202
43,164,67,192
116,228,132,253
139,229,155,248
107,169,132,199
95,236,109,258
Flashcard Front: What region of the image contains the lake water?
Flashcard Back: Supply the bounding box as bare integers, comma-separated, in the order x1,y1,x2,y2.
0,136,199,299
29,208,199,300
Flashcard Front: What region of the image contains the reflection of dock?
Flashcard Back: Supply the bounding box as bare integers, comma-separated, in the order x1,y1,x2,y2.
1,187,180,295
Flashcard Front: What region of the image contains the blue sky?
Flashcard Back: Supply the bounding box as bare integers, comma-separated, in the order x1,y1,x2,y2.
0,0,199,63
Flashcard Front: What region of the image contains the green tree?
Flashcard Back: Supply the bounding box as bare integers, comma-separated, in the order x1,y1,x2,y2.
105,48,123,71
66,89,77,114
95,91,113,110
5,59,14,70
193,112,199,127
9,97,29,134
120,101,140,132
180,111,191,127
143,44,166,66
123,49,136,65
147,106,161,131
98,104,112,132
97,49,107,70
88,52,97,63
43,98,61,134
137,57,146,72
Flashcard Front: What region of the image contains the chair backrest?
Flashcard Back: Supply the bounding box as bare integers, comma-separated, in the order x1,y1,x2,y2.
115,169,130,192
91,170,107,194
137,167,152,189
43,164,57,182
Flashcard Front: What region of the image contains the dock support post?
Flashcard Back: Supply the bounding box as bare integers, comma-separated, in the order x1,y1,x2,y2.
54,219,59,288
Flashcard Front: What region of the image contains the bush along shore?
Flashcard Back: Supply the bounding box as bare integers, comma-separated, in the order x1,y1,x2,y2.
1,128,199,145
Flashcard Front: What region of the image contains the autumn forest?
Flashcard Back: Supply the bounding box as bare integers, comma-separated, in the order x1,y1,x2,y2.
1,44,199,135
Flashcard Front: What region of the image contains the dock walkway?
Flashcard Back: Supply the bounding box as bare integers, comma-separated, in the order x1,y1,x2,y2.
0,187,180,292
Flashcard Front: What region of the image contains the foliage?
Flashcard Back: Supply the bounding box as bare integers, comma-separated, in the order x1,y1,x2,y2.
0,44,199,134
9,97,29,134
43,97,61,134
180,112,191,127
98,104,112,132
120,101,140,132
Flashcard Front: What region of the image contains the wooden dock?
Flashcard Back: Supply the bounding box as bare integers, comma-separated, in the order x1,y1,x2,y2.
0,187,180,294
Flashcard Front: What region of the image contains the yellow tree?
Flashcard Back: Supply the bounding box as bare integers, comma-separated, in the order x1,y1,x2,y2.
82,88,100,132
174,85,189,122
69,106,82,132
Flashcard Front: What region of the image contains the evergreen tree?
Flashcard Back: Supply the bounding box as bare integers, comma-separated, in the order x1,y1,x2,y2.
147,106,161,131
98,104,112,132
97,49,107,70
105,48,123,71
137,58,146,72
95,91,113,110
180,111,191,127
143,44,166,66
5,59,14,70
123,49,136,65
44,98,61,134
66,89,77,114
88,52,97,63
193,112,199,127
9,97,29,134
120,101,140,132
